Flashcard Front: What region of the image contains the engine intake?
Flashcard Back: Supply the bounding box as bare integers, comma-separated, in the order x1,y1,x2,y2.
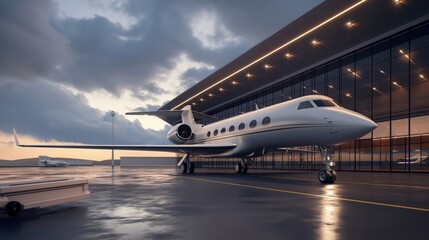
167,124,193,144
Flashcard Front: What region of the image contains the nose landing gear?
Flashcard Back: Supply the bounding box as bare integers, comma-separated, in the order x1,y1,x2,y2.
318,145,336,184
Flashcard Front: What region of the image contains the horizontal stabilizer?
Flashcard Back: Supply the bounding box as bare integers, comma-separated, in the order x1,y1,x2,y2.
126,110,217,125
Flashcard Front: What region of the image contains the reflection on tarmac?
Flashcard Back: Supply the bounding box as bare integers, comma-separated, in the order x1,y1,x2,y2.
1,167,428,239
0,167,179,239
319,184,341,240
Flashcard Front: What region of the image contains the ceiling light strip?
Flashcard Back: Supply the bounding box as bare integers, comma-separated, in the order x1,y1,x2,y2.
172,0,367,110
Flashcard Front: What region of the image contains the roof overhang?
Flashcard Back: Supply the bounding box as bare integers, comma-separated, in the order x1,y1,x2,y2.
160,0,429,112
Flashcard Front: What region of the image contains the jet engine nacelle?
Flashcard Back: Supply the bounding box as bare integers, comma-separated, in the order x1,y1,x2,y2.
167,124,193,144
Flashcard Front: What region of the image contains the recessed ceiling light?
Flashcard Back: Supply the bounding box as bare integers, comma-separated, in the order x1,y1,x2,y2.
264,64,272,69
199,98,204,102
232,81,238,85
208,93,214,97
285,52,294,59
311,39,320,46
246,73,254,78
219,87,225,92
345,20,356,28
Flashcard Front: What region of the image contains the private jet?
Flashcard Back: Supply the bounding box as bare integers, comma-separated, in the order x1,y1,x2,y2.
13,95,377,183
38,156,68,167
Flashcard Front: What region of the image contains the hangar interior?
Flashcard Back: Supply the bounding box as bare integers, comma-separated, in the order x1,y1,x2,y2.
161,0,429,173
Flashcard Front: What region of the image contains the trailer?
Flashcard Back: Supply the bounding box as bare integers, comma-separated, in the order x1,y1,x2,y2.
0,178,90,216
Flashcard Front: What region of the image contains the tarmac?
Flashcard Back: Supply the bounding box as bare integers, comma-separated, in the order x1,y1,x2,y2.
0,166,428,240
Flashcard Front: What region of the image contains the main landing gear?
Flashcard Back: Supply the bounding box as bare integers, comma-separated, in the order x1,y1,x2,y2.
235,158,252,174
180,153,195,174
318,145,337,184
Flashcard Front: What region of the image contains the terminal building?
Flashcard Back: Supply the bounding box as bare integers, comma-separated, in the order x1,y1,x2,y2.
161,0,429,173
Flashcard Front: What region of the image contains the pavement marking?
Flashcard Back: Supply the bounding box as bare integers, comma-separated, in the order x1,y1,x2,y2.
261,176,429,190
183,176,429,213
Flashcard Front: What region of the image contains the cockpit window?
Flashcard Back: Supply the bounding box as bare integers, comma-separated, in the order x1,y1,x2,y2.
297,101,314,110
313,99,338,107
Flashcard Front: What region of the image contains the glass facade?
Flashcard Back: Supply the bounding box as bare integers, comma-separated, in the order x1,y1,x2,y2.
196,21,429,173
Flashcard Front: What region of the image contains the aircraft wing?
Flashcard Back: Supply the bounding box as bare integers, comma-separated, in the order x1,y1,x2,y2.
126,110,218,125
13,129,235,155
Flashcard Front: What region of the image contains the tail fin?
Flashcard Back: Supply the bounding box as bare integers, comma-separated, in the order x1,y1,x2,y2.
181,105,197,128
13,128,20,146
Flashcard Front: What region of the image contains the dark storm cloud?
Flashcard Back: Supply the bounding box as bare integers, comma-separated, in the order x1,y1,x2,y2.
0,80,169,145
50,0,322,96
0,0,70,80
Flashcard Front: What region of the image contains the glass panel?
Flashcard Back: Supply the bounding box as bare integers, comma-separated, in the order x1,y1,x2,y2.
356,47,372,117
411,22,429,51
341,54,355,110
293,75,302,98
273,82,283,104
327,60,340,103
283,80,292,101
373,39,390,64
298,101,314,110
373,60,390,121
410,46,429,116
357,139,372,170
302,71,313,96
314,66,326,95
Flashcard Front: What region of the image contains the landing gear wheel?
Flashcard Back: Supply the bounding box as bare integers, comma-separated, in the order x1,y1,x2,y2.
181,163,188,174
330,170,337,183
318,169,333,184
241,164,248,174
235,163,242,174
6,201,22,217
189,163,195,174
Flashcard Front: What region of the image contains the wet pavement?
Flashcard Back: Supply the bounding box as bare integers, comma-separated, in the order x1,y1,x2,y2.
0,167,428,240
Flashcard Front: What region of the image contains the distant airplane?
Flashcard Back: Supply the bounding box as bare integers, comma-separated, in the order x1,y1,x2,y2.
38,156,68,167
14,95,377,183
397,154,428,165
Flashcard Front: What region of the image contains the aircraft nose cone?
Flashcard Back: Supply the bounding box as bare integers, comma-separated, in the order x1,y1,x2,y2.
354,115,377,134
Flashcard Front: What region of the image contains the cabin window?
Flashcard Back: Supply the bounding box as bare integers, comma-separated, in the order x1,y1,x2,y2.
238,123,245,130
214,129,218,136
229,125,235,132
249,120,257,128
313,99,338,107
221,127,226,133
298,101,314,110
207,131,211,137
262,117,271,126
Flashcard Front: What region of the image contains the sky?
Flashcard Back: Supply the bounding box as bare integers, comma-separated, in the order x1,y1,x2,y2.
0,0,322,160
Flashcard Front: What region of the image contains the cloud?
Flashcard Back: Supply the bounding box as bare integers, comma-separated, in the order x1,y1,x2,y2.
0,0,323,153
0,80,169,145
0,0,71,80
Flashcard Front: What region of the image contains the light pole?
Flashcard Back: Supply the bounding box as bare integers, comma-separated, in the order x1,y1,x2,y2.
110,111,115,169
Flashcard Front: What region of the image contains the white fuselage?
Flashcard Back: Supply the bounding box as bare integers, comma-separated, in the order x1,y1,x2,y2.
179,95,376,158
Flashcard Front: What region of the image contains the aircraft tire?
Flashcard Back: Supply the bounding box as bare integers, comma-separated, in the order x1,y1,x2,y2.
330,170,337,183
6,201,22,217
318,169,333,184
189,163,195,174
235,163,242,174
242,164,248,174
181,163,188,174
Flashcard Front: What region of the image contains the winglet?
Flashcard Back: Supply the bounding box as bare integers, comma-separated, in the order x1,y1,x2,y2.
12,128,20,146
